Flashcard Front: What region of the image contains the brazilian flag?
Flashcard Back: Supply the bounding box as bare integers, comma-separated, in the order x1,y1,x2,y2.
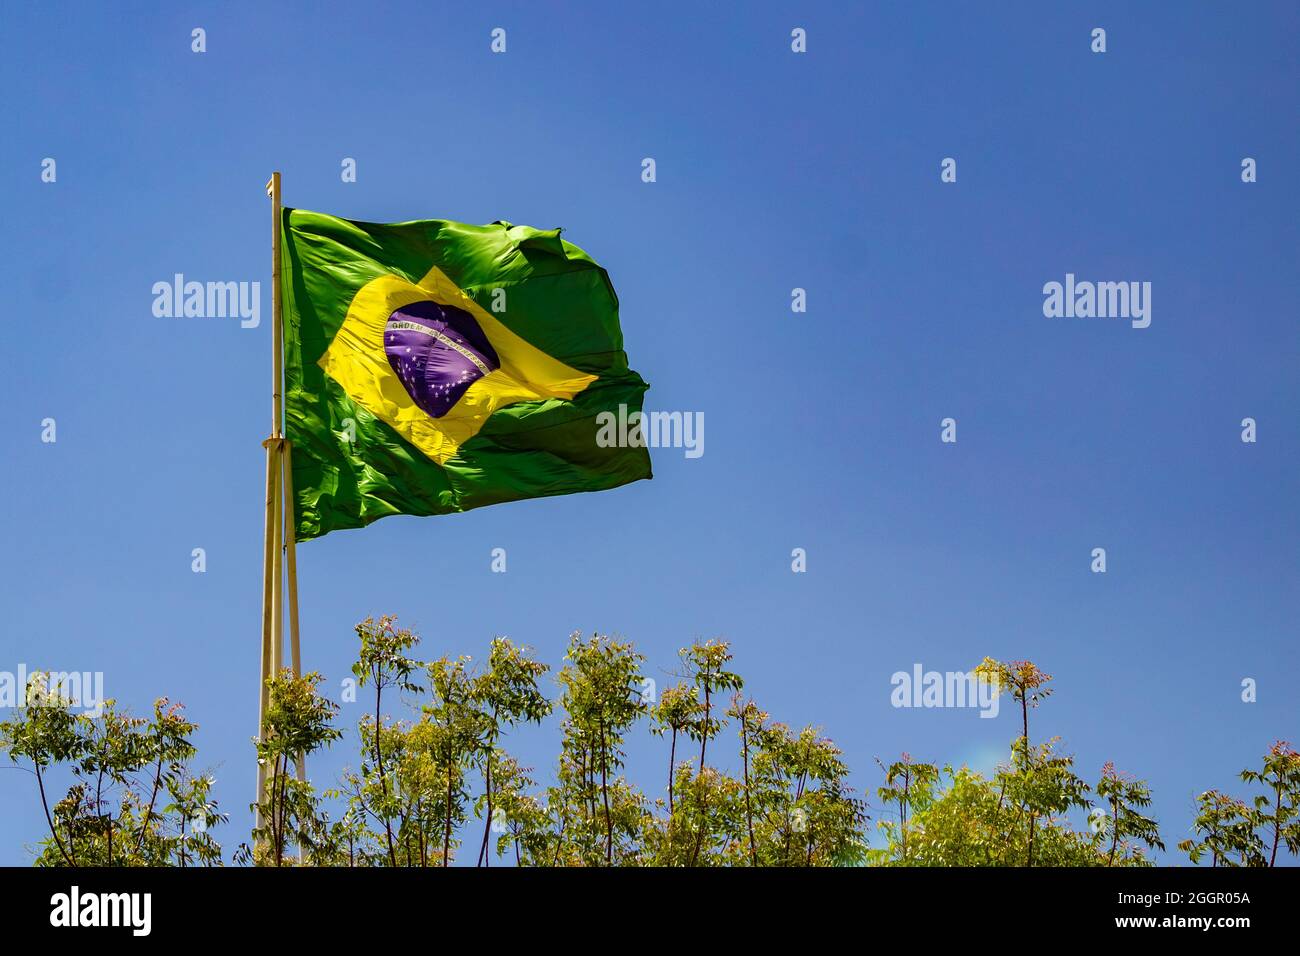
280,209,651,541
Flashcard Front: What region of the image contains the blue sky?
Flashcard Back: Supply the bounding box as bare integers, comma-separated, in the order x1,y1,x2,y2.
1,1,1296,864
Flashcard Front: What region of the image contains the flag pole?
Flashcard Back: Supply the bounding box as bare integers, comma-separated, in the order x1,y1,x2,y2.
269,174,285,688
256,171,286,840
268,173,305,782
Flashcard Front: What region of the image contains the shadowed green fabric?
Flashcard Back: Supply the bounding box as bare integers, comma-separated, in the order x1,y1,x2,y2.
281,208,651,541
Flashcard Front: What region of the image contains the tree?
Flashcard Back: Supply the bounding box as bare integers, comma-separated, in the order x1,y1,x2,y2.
747,720,867,866
2,673,85,864
164,770,225,867
351,615,422,866
975,658,1052,759
1180,740,1300,868
875,754,940,864
871,765,1006,866
649,681,699,817
471,638,551,866
1179,790,1265,867
1094,762,1164,865
33,629,1298,870
1,672,226,867
677,641,742,865
975,658,1056,865
421,655,484,866
998,738,1092,867
726,695,765,865
1241,740,1300,866
482,753,541,865
251,669,342,866
872,661,1157,868
554,632,646,864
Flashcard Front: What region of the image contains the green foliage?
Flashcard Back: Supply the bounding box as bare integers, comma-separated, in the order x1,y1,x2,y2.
874,754,939,863
872,659,1161,868
975,657,1052,764
743,721,867,866
1179,790,1265,867
1240,740,1300,866
347,615,422,866
0,673,226,866
9,640,1295,869
674,640,742,865
649,681,699,817
1178,740,1300,868
470,638,552,866
552,632,647,865
1096,761,1164,864
249,669,343,866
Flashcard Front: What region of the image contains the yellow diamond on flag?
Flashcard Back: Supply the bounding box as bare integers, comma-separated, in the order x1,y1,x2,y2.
318,264,597,465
